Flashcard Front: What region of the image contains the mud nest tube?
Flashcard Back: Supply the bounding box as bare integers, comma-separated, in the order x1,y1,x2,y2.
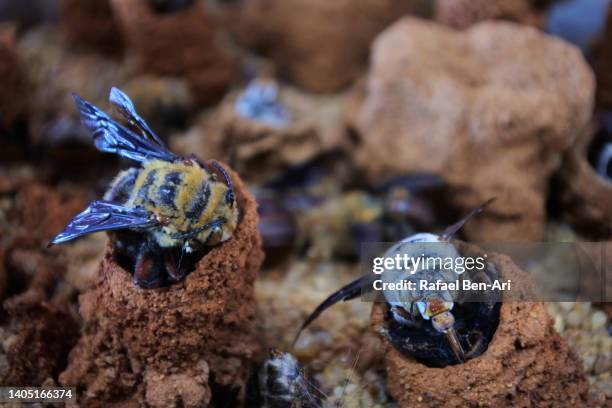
110,0,234,106
59,167,265,407
371,245,591,407
374,241,506,368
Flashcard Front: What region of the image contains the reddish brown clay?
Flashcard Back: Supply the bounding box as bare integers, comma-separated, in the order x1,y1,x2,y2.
223,0,413,92
371,249,591,407
59,0,124,56
558,125,612,239
110,0,234,106
182,82,340,183
0,182,86,387
0,26,28,132
2,302,79,387
59,168,264,407
593,6,612,110
435,0,545,30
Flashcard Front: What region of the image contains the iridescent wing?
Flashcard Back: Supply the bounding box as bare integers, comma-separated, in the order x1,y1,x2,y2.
73,93,179,163
109,87,165,147
49,200,159,246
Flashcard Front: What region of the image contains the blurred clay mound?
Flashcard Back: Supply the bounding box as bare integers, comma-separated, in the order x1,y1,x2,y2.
222,0,415,92
17,26,132,150
59,0,124,56
0,26,28,133
175,81,348,183
593,6,612,110
435,0,548,30
110,0,234,106
60,168,264,407
348,18,594,241
0,182,87,387
558,125,612,238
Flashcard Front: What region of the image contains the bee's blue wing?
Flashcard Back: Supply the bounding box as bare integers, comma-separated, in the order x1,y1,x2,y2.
109,87,165,147
73,93,179,163
50,200,159,245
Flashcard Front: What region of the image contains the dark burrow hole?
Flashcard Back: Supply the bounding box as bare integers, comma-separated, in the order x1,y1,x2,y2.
147,0,195,14
587,126,612,181
110,230,211,289
383,301,501,368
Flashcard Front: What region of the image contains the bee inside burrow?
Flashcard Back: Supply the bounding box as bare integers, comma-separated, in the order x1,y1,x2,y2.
49,87,239,289
294,200,501,368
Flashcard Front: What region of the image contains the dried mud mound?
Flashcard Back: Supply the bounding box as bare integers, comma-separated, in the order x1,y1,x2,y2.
0,27,28,134
435,0,545,29
223,0,413,92
110,0,233,106
371,250,591,407
59,0,124,56
593,6,612,110
558,125,612,238
179,82,347,183
60,169,265,407
349,18,594,241
1,182,86,387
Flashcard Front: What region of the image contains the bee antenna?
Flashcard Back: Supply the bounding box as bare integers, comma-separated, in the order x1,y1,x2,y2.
440,198,496,241
210,161,235,207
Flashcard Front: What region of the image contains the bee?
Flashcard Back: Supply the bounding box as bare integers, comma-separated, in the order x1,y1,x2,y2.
294,200,497,366
50,87,239,288
258,349,322,408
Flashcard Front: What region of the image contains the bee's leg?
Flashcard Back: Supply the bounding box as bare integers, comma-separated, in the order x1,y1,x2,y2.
389,305,418,327
134,244,163,289
464,331,485,359
163,250,187,282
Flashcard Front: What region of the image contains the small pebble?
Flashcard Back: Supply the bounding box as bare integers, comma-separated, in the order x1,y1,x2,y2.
591,311,608,330
553,315,565,333
593,354,612,375
566,310,584,328
583,354,596,372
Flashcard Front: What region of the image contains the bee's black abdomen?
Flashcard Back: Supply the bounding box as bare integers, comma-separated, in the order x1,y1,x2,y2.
158,171,182,209
138,169,158,205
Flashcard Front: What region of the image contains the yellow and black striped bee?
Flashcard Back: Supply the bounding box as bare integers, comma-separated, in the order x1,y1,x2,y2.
50,87,239,288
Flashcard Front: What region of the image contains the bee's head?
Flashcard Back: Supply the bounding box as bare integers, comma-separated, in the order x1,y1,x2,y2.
431,310,455,333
